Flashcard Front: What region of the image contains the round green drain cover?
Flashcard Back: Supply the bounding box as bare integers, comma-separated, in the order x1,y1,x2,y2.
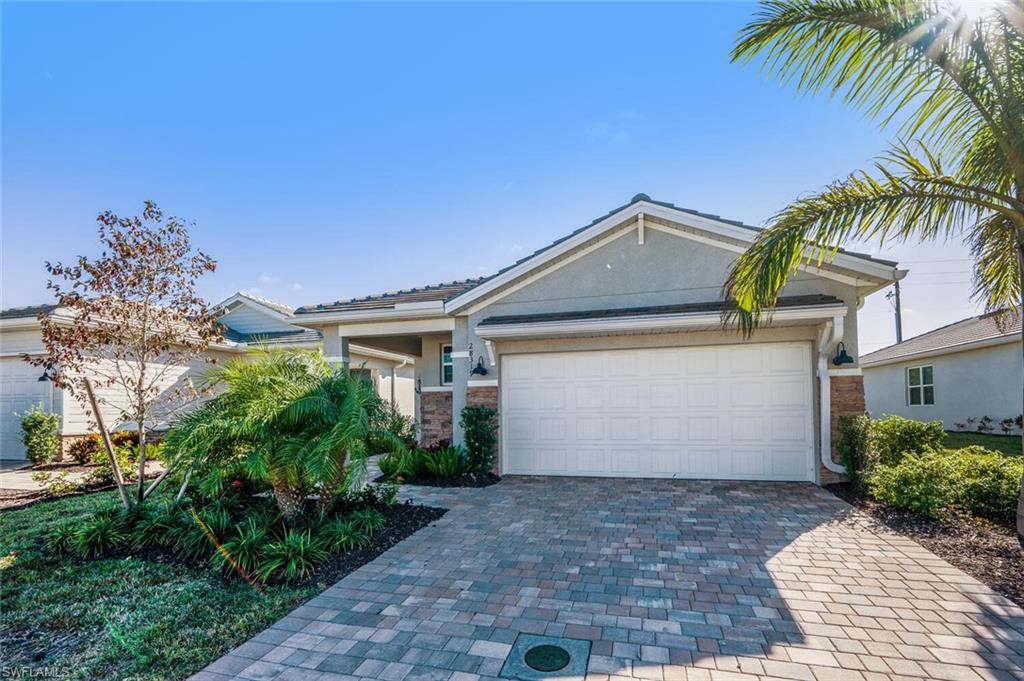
523,644,571,672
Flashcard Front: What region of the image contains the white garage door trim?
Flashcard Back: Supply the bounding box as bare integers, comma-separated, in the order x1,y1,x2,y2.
499,342,815,481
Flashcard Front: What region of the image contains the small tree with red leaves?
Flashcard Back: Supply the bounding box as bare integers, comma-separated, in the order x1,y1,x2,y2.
29,201,219,507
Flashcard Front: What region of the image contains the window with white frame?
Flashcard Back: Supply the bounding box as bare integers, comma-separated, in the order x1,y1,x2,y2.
441,344,453,385
906,365,934,406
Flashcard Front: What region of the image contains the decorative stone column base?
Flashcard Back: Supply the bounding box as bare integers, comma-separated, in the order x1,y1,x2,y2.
420,391,453,446
466,386,500,473
822,374,865,485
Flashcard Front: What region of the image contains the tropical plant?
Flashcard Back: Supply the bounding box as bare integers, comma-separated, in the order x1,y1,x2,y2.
725,0,1024,535
73,512,128,558
424,445,468,478
318,517,369,552
377,448,427,480
130,502,183,549
67,434,101,464
163,350,399,525
215,516,270,576
836,414,872,488
460,405,498,473
348,509,386,535
28,201,219,509
19,405,60,464
258,529,329,582
46,518,79,552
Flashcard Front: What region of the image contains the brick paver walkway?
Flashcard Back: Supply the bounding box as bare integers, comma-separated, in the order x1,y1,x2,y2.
194,478,1024,681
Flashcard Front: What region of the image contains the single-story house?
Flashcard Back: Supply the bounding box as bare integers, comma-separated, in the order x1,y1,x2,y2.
0,291,415,461
862,309,1023,432
292,194,904,484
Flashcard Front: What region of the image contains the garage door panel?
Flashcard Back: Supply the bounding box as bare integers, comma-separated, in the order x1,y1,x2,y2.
501,343,813,481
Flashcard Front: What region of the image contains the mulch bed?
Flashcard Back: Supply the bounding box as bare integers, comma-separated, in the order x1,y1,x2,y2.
827,483,1024,609
374,472,501,488
297,502,447,588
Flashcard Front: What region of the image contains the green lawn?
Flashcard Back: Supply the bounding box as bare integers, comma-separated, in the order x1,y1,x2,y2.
944,431,1023,458
0,490,316,680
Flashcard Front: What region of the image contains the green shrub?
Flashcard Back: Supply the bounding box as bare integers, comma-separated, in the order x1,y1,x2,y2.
19,405,60,464
110,431,140,448
424,446,468,477
374,481,399,507
371,403,418,452
870,414,944,466
67,434,101,464
73,512,129,558
85,445,138,486
378,448,427,480
170,508,229,561
130,502,184,549
944,446,1023,521
318,518,368,552
836,414,871,488
348,509,385,535
215,516,269,576
46,518,79,552
460,405,498,473
31,470,82,496
258,529,329,582
867,446,1023,522
867,452,953,518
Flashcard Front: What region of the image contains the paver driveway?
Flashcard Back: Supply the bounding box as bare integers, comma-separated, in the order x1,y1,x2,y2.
195,478,1024,681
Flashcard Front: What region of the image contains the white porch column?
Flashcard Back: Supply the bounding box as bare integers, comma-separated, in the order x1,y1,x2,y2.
323,327,351,369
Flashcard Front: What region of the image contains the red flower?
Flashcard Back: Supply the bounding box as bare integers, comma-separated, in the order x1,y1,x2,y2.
231,480,243,488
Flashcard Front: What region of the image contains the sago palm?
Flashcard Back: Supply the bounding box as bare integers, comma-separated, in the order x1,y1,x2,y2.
722,0,1024,535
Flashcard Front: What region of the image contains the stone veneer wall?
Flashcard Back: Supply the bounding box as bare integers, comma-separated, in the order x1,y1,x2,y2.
420,390,453,445
822,374,866,484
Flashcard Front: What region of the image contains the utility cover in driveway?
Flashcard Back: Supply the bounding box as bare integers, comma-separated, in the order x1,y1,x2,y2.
501,343,814,480
500,633,590,680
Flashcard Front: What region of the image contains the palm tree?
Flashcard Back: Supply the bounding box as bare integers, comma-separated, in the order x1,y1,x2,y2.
723,0,1024,536
164,350,398,525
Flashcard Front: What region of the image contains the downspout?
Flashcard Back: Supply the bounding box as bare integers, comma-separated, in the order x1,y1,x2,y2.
818,316,847,476
391,357,410,408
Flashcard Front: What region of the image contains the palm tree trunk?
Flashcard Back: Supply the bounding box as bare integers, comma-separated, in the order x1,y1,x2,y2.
271,480,305,527
1016,241,1024,540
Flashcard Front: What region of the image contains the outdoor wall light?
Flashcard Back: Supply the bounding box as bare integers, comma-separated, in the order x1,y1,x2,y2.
832,342,855,366
471,357,489,376
37,371,52,382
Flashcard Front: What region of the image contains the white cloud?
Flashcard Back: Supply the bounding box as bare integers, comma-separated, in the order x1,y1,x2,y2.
257,274,281,284
289,282,303,291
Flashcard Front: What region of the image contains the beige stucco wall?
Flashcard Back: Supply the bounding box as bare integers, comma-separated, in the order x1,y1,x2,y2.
863,340,1023,432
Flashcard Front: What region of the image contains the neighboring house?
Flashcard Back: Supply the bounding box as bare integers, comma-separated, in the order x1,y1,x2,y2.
293,194,903,484
0,291,415,462
862,309,1023,432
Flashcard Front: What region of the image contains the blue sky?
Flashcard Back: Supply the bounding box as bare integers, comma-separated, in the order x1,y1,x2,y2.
2,2,981,353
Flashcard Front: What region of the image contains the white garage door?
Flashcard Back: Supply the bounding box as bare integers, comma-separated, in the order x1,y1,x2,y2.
501,342,814,481
1,358,55,460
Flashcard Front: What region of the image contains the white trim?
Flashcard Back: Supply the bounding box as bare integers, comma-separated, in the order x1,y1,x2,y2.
861,333,1019,368
214,292,295,323
484,340,496,367
475,303,848,340
445,200,900,314
637,212,645,245
324,355,352,365
818,317,848,477
905,363,935,407
348,343,417,364
467,379,498,387
450,350,470,359
460,228,635,316
827,367,862,377
440,343,453,385
420,386,453,393
292,302,448,326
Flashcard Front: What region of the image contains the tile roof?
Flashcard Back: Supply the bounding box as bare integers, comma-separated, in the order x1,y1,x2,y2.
861,308,1022,365
478,295,843,326
294,194,897,316
229,291,295,316
295,278,486,314
0,304,58,319
220,327,323,346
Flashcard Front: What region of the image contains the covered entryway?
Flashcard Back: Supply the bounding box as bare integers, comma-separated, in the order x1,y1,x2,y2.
501,342,815,480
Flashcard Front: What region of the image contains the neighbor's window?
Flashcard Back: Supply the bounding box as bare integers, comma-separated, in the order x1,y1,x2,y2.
441,344,453,385
907,365,934,406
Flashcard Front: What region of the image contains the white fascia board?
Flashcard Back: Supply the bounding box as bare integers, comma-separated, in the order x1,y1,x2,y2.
860,334,1020,369
0,317,43,330
445,200,899,314
420,386,453,393
292,305,450,327
332,317,455,337
214,293,295,323
475,303,848,340
349,343,417,364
